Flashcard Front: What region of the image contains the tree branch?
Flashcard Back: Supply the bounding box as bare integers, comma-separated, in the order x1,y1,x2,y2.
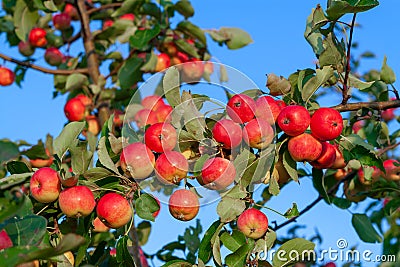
331,99,400,112
342,13,357,105
0,53,88,75
87,3,123,15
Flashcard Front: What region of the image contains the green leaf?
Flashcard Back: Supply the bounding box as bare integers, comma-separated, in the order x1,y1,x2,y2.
304,8,324,55
118,57,143,90
140,51,158,72
0,173,33,190
225,240,255,267
97,137,119,174
116,235,135,265
351,213,382,243
174,0,194,19
312,168,330,203
6,161,30,175
349,74,374,90
302,66,334,103
177,21,207,45
319,33,345,67
3,215,46,246
193,154,210,176
0,195,30,224
282,151,298,182
218,27,253,50
220,230,246,252
222,185,248,199
161,260,192,267
284,203,300,219
219,64,228,83
163,67,182,107
272,238,315,267
0,140,19,163
70,141,93,175
130,25,160,50
180,91,207,139
269,172,280,196
332,197,352,209
21,143,48,160
53,122,86,160
213,235,222,266
135,194,159,222
175,39,200,58
13,0,39,42
83,167,114,181
217,197,246,223
111,0,138,17
198,220,223,263
326,0,380,20
137,221,152,246
65,73,88,91
380,56,396,84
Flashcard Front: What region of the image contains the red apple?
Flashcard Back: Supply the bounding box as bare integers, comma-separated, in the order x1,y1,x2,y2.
52,13,71,30
382,108,396,122
113,110,124,127
93,217,110,232
120,13,135,21
277,105,310,136
358,166,381,185
155,104,173,123
310,142,336,169
212,119,243,149
96,193,133,229
153,197,161,218
383,159,400,181
58,185,96,217
45,47,63,66
352,120,365,134
64,4,79,20
30,148,53,168
134,109,158,127
242,118,274,149
75,94,92,107
237,208,268,239
0,229,13,250
325,262,336,267
103,19,114,30
331,145,346,169
110,248,117,257
144,123,177,153
201,157,236,190
255,96,281,124
155,151,188,184
288,133,322,162
30,167,61,203
141,95,165,111
0,67,15,86
310,107,343,141
226,94,256,124
139,247,150,267
171,52,189,66
64,97,86,121
155,53,171,72
120,143,155,179
181,58,204,83
28,28,47,47
168,189,199,221
18,41,35,57
162,42,178,56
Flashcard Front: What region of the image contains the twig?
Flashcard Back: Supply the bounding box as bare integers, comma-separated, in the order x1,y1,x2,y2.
341,13,357,105
331,99,400,113
390,84,400,100
378,143,400,156
0,53,88,75
87,3,123,15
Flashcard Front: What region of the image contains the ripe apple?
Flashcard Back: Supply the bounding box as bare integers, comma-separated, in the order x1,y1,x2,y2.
237,208,268,239
325,262,336,267
168,189,199,221
30,148,53,168
103,19,114,30
141,95,165,111
288,133,322,162
30,167,61,203
0,67,15,86
181,58,205,83
144,123,177,153
110,248,117,257
201,157,236,190
64,97,86,121
352,120,365,134
212,119,243,149
155,104,173,123
226,94,256,123
139,247,150,267
330,145,346,169
120,142,155,179
334,168,348,181
381,108,396,122
310,107,343,141
52,13,71,30
310,142,336,169
29,28,47,47
18,41,35,57
383,159,400,181
155,53,171,72
120,13,135,21
134,109,158,127
64,4,79,20
96,193,133,229
59,175,79,188
255,96,281,124
45,47,64,66
58,185,96,217
155,151,188,184
358,166,381,185
171,52,189,66
83,115,100,136
75,94,92,107
0,229,13,250
153,197,161,218
277,105,310,136
93,217,110,232
242,118,274,149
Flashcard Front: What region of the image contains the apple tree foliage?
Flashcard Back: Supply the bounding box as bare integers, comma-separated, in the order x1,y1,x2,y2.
0,0,399,266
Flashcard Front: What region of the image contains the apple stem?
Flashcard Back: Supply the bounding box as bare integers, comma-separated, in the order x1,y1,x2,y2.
252,202,286,218
36,203,50,215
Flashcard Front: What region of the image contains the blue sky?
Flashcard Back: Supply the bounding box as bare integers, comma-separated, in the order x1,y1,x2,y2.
1,1,399,266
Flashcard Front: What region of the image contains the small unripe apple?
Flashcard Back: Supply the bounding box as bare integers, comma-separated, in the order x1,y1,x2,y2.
52,13,71,30
181,58,204,83
155,53,171,72
120,13,135,21
330,145,346,169
64,97,86,121
201,157,236,190
155,151,188,184
237,208,268,239
310,107,343,141
383,159,400,181
93,217,110,232
0,67,15,86
155,104,173,123
141,95,165,111
83,115,100,136
75,94,92,107
288,133,322,162
45,47,64,66
134,109,158,127
113,110,124,127
255,96,281,124
120,142,155,179
0,229,13,250
310,142,336,169
162,42,178,56
226,94,256,123
242,118,274,149
358,166,381,185
168,189,199,221
212,119,243,149
352,120,365,134
30,148,53,168
144,123,177,153
96,193,133,229
277,105,310,136
58,185,96,217
30,167,61,203
18,41,35,57
29,28,47,47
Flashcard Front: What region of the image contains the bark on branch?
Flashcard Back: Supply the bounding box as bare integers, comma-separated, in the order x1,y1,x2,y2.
331,99,400,112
